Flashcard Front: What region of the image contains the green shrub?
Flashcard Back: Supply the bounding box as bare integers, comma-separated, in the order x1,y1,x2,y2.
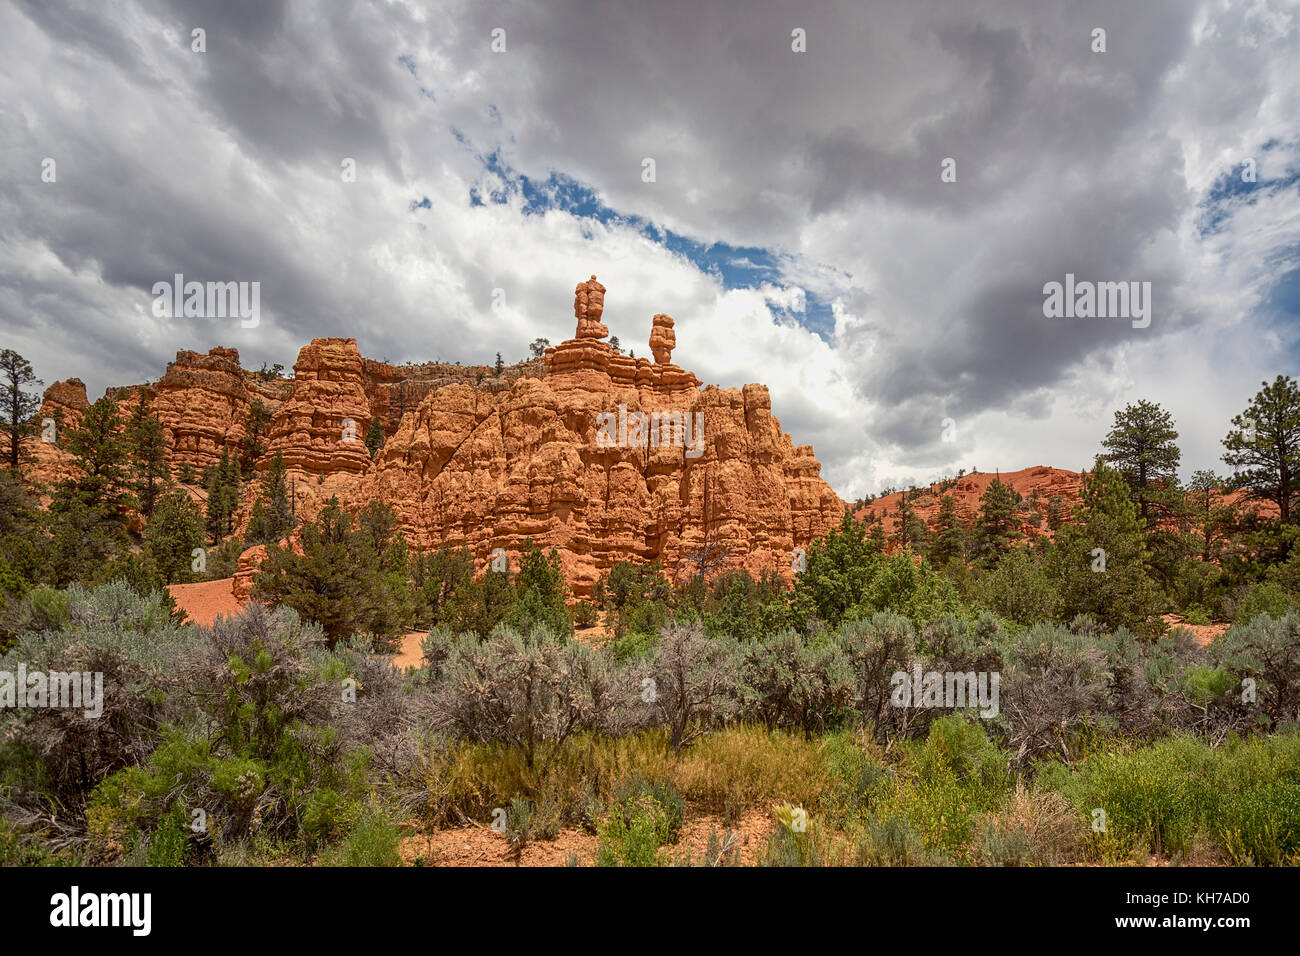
318,806,403,867
1234,581,1296,626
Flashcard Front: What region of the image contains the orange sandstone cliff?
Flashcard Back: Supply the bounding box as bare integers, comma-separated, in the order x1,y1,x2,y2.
35,276,845,595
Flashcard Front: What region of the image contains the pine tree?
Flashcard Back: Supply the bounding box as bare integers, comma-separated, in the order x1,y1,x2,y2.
893,490,928,554
204,448,241,542
414,546,477,631
144,489,205,583
261,449,293,540
790,511,882,627
494,352,504,375
1101,400,1181,523
254,497,370,647
1048,460,1163,635
365,416,385,459
974,478,1022,563
64,395,133,511
930,493,965,565
0,349,42,472
128,392,170,517
1046,494,1069,531
1222,375,1300,524
508,540,572,637
239,398,270,478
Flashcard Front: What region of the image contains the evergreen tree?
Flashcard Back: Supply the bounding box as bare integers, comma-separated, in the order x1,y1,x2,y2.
0,349,42,471
974,477,1022,563
144,489,205,584
239,398,270,478
930,493,966,565
1046,494,1069,531
253,497,411,647
508,540,572,638
494,352,504,375
791,512,882,628
867,517,886,552
1048,460,1163,635
64,395,133,511
204,448,241,542
892,491,929,554
1186,469,1236,563
46,399,135,586
414,546,477,630
127,392,170,517
247,450,293,544
1222,375,1300,524
365,416,385,459
1101,400,1181,523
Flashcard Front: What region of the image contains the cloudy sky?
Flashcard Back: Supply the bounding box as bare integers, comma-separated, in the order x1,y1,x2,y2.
2,0,1298,499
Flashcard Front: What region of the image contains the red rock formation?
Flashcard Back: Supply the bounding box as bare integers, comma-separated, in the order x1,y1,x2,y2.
853,466,1085,542
38,378,89,431
649,313,676,364
25,281,845,598
573,275,609,339
350,278,843,595
264,338,374,475
152,347,252,472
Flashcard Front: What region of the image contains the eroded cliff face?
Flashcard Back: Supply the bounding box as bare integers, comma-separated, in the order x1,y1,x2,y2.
345,276,844,594
34,277,845,593
154,347,254,472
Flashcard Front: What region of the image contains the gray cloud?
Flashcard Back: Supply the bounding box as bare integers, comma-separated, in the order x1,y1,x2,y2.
1,0,1297,498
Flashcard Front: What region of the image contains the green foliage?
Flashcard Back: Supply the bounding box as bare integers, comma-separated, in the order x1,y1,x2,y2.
1233,580,1297,625
1100,400,1181,523
929,494,967,565
1053,734,1300,863
790,512,881,628
508,541,572,638
126,392,170,517
1,348,43,471
596,780,685,866
64,396,133,511
572,598,598,629
974,545,1061,626
1048,461,1164,636
239,399,271,478
244,449,293,545
364,417,385,459
974,478,1022,563
1222,374,1300,524
204,448,242,543
253,497,414,646
144,490,205,584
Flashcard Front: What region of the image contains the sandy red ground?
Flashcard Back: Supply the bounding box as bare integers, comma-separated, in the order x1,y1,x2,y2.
168,577,244,626
400,810,775,867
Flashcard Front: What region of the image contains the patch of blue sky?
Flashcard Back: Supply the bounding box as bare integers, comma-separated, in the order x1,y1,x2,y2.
450,134,838,341
1197,141,1299,238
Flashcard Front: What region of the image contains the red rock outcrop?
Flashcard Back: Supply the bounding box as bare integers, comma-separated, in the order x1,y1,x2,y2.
573,275,609,339
349,278,843,595
152,347,253,472
38,378,90,431
853,466,1085,543
24,280,845,598
649,313,676,364
265,338,374,475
